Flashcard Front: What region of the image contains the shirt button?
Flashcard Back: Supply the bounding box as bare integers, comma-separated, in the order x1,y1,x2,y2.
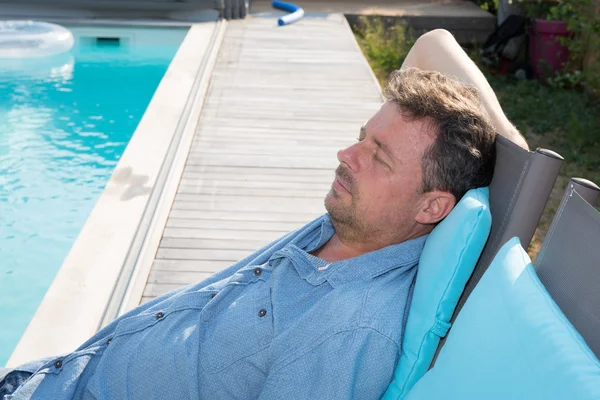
155,311,164,320
54,360,63,369
106,338,112,346
253,267,263,277
258,308,267,318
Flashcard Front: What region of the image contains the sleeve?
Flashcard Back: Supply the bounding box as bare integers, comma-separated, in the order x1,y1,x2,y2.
258,328,399,400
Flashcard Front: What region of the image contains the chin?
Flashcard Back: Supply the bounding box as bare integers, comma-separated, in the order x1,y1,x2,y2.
325,202,355,227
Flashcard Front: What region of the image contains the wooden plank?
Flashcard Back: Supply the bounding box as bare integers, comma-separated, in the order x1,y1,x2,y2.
167,209,318,222
165,218,303,231
184,154,337,169
178,178,332,190
199,114,369,126
173,194,327,207
171,199,326,214
187,144,342,156
208,88,381,101
155,248,253,261
160,237,266,251
148,270,213,285
168,209,317,222
192,138,341,146
200,107,376,121
182,165,335,175
175,191,327,200
143,283,189,298
184,147,338,159
197,118,361,131
208,85,380,98
191,137,351,146
204,95,381,107
194,125,358,137
152,259,234,273
219,54,358,62
180,173,334,184
162,227,286,241
176,186,328,198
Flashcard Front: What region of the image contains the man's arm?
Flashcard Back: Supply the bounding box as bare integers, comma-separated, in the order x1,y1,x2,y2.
402,29,529,150
258,328,398,400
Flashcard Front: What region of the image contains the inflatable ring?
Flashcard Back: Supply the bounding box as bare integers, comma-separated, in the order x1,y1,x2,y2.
0,20,74,58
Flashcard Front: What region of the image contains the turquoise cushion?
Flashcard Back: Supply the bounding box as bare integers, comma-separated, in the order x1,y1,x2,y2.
405,237,600,400
383,187,491,400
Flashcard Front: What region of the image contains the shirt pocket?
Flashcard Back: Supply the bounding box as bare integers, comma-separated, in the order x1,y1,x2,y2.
199,282,273,373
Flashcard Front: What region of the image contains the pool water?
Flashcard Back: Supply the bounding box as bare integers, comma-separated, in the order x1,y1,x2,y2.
0,26,188,365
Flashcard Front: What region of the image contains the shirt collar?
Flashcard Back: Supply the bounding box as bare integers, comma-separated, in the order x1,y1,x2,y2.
272,214,428,288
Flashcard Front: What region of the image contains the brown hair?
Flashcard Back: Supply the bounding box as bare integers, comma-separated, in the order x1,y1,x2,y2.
384,68,496,201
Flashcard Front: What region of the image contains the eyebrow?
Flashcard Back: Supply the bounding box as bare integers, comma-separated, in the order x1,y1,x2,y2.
361,125,395,164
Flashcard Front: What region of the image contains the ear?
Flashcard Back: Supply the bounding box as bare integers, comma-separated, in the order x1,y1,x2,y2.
415,191,456,225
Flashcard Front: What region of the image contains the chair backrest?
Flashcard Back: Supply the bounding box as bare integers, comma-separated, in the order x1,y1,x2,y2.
534,178,600,358
432,135,564,365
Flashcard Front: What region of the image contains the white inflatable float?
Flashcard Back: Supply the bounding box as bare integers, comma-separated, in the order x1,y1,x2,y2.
0,20,74,58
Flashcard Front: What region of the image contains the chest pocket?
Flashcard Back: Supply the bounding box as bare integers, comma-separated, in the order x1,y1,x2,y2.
199,281,274,373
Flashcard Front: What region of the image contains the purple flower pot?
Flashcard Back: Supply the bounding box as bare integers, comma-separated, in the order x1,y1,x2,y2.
529,19,570,78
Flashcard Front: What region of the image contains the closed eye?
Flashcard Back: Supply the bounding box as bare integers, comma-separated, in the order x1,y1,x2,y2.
375,152,390,168
359,127,391,169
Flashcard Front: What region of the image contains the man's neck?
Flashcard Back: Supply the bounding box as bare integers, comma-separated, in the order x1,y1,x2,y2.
310,234,369,263
311,224,432,263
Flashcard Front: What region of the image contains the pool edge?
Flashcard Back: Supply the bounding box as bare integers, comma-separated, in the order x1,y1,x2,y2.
6,20,225,367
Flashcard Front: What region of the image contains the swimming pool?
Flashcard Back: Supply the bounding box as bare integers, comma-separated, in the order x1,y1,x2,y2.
0,25,188,365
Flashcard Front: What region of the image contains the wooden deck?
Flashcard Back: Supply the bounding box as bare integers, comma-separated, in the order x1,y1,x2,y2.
141,14,383,303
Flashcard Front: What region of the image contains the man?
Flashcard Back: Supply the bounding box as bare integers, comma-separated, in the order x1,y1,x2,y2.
1,30,525,399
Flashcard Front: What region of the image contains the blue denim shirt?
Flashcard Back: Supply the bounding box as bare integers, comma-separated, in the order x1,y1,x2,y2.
7,215,426,400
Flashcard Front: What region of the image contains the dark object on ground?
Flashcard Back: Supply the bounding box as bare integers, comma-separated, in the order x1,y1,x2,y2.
481,15,532,79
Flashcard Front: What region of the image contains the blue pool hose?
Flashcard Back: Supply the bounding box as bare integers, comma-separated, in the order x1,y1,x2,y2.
272,0,304,26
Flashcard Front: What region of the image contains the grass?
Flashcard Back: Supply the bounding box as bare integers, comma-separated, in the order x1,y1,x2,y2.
352,17,600,259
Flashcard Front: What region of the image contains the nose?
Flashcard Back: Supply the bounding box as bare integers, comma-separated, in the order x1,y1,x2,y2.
337,142,362,173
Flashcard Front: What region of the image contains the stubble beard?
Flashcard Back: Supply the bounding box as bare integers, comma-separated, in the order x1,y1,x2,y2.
324,182,368,242
325,188,356,225
325,165,359,227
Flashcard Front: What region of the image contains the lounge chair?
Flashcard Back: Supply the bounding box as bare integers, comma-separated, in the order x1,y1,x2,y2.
400,180,600,399
384,135,564,399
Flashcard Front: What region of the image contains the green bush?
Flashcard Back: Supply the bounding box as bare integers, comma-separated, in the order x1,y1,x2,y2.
353,16,415,85
472,0,499,14
549,0,600,93
518,0,600,93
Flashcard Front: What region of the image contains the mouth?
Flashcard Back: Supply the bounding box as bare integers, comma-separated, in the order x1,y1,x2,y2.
331,164,356,196
333,175,350,194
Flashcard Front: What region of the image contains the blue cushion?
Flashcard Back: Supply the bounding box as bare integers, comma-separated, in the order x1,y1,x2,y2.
405,237,600,400
383,187,492,400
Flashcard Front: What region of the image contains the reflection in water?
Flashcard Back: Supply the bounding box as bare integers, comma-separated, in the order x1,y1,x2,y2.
0,35,186,365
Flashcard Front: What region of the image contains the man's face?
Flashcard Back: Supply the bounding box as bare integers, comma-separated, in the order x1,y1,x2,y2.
325,101,437,244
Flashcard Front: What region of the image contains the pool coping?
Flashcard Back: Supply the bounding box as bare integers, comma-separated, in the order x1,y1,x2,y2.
7,18,226,367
